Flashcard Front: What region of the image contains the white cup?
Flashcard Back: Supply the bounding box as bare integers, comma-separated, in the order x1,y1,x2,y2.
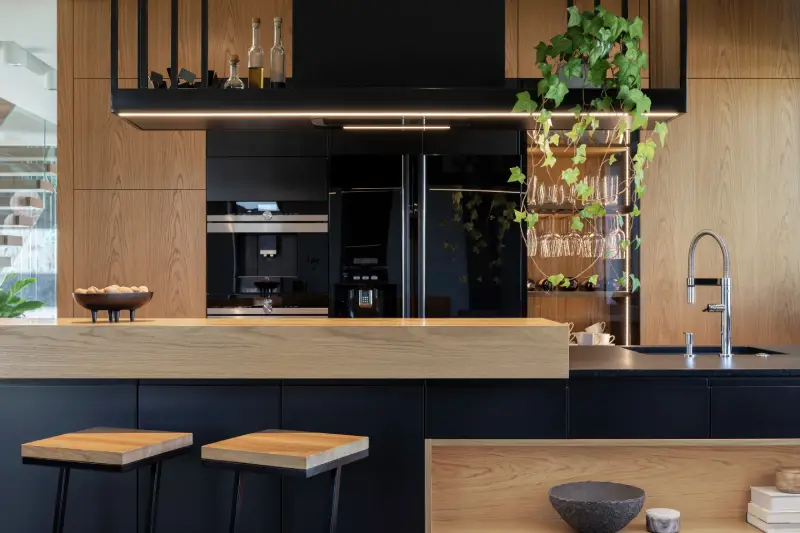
594,333,615,345
565,322,575,334
571,332,595,345
585,321,606,334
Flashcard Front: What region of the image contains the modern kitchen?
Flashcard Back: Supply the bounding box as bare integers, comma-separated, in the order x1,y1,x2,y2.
1,1,800,533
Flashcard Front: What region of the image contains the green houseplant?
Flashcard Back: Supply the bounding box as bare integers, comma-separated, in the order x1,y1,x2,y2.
0,274,45,317
509,5,669,292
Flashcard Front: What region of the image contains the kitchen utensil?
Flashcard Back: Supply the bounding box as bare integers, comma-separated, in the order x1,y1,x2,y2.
73,292,154,323
586,322,606,334
776,467,800,493
549,481,645,533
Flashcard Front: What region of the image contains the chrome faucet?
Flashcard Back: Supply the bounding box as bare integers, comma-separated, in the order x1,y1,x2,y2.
687,230,732,357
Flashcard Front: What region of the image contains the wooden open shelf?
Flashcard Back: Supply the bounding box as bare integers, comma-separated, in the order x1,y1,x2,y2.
528,146,629,156
433,519,754,533
528,290,631,299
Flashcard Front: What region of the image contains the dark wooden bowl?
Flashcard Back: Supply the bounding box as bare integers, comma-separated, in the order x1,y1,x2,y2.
72,292,154,323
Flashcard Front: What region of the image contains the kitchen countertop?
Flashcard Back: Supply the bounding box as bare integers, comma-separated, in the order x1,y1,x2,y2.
570,345,800,377
0,318,568,379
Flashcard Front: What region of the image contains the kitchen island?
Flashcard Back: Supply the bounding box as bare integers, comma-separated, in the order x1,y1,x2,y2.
2,319,800,533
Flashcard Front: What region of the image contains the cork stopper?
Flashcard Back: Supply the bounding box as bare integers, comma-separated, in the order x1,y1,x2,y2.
252,17,260,24
230,54,240,63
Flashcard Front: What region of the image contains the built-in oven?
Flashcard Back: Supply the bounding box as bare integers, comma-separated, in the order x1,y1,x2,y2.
207,201,329,317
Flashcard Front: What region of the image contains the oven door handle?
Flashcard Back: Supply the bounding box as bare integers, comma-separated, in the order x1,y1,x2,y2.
207,223,328,234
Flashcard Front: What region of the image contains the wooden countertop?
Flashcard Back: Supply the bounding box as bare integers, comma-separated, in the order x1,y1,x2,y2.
0,318,568,379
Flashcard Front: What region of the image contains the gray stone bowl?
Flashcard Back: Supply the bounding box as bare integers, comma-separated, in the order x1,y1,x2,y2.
549,481,646,533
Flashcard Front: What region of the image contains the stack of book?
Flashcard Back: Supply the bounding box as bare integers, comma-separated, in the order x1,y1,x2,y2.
749,487,800,533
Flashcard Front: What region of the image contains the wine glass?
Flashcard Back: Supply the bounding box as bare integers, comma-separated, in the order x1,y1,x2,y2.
603,173,620,206
526,225,538,257
605,216,627,259
527,175,539,206
564,219,583,257
582,218,605,258
539,216,556,258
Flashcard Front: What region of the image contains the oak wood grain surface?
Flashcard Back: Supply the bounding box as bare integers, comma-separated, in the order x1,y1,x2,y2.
202,430,368,470
430,442,800,527
74,79,205,190
643,79,800,345
433,519,756,533
73,190,206,318
22,427,193,466
58,0,75,317
0,319,568,379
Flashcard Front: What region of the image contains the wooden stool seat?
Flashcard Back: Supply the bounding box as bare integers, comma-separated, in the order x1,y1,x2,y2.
22,427,193,468
202,430,368,473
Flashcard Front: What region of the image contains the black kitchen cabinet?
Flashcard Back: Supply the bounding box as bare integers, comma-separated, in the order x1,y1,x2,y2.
0,383,137,533
569,378,710,438
137,384,281,533
206,157,328,202
281,383,425,533
711,379,800,438
207,131,328,157
426,380,567,438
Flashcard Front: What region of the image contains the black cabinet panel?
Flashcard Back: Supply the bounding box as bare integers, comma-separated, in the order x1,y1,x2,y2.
426,381,567,438
0,384,136,533
137,385,281,533
207,131,328,157
422,131,520,156
206,157,327,201
281,384,424,533
569,378,710,438
712,385,800,438
330,131,423,155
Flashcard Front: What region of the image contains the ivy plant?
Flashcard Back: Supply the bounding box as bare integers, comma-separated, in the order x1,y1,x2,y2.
509,6,668,292
0,274,45,318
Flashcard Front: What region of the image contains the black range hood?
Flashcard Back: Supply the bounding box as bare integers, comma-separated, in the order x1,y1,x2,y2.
110,0,687,131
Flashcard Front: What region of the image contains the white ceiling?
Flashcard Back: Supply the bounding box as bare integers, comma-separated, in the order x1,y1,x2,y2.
0,0,57,141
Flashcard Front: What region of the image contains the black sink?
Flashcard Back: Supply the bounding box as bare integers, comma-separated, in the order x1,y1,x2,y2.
628,346,786,355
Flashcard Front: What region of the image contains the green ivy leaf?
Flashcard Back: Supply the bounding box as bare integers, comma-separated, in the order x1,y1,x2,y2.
637,139,656,162
620,239,631,251
591,96,613,112
545,80,569,107
654,121,668,147
575,181,594,202
550,34,574,56
507,166,526,184
525,212,539,228
617,214,624,228
572,144,587,165
512,91,537,114
562,57,583,80
632,204,641,217
548,133,560,146
589,59,611,86
459,275,468,283
542,153,557,168
628,18,645,40
535,42,551,64
560,278,572,288
588,274,599,285
608,154,618,166
634,236,642,249
631,112,648,131
561,167,580,185
630,273,641,293
548,273,565,288
513,209,526,223
584,202,606,218
570,105,583,119
571,216,584,231
567,5,582,28
635,183,647,198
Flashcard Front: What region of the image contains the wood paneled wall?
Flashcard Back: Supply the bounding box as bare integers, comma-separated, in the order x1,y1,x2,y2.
642,0,800,345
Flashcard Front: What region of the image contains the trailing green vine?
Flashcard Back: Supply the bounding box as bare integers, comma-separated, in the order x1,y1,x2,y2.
509,5,669,292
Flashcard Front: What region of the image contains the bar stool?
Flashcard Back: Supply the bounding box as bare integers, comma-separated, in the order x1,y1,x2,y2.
202,429,369,533
22,427,193,533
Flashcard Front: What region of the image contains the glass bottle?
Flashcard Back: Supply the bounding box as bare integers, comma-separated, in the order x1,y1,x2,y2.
248,18,265,89
224,54,245,89
269,17,286,88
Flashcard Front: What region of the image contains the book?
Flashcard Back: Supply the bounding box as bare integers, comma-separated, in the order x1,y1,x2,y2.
748,513,800,532
750,502,800,524
752,487,800,512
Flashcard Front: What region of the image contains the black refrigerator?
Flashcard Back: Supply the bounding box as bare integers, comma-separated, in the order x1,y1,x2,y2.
329,130,525,318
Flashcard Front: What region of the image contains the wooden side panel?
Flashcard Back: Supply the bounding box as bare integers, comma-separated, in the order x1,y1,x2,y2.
505,0,518,78
517,0,567,78
689,0,800,79
73,190,206,318
58,0,75,317
431,443,800,527
73,79,205,189
642,79,800,345
73,0,293,79
649,0,681,88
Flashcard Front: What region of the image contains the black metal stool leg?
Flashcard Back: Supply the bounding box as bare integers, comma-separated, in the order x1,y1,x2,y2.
144,461,163,533
229,470,243,533
329,466,342,533
52,467,70,533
